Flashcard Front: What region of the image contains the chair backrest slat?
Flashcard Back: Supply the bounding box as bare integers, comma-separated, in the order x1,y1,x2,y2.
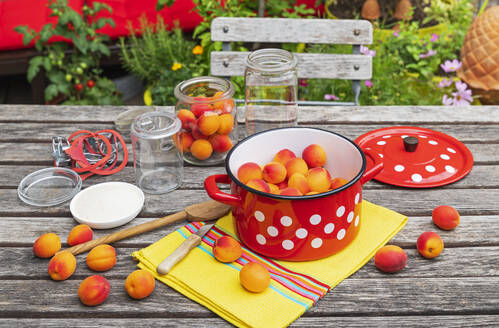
210,52,372,80
211,17,373,45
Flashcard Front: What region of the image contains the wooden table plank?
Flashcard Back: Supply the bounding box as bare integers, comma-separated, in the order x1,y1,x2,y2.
1,105,499,123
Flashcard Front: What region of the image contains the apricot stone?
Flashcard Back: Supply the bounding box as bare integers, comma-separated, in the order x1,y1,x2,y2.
125,269,155,300
209,134,232,153
78,275,111,306
213,236,243,263
285,157,309,178
374,245,407,273
262,162,287,184
67,224,93,247
306,167,332,193
237,162,263,184
273,149,296,166
240,262,270,293
246,179,271,193
302,144,327,168
33,232,61,258
217,113,234,135
48,251,76,281
86,244,117,272
190,139,213,160
197,112,220,136
417,231,444,259
432,205,460,230
288,173,311,195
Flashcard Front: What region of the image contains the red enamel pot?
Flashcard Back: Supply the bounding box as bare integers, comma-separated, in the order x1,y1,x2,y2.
204,127,383,261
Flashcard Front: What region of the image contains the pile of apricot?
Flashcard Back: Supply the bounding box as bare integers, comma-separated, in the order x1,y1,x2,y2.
33,224,155,306
237,144,347,196
177,91,235,161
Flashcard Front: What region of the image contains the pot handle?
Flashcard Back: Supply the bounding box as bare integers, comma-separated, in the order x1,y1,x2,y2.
204,174,242,207
360,149,384,185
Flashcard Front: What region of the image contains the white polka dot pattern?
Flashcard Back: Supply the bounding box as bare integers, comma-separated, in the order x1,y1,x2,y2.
411,174,423,182
355,215,360,226
445,165,456,173
425,165,436,172
256,234,266,245
337,229,346,240
447,147,456,153
377,141,386,145
394,165,405,172
254,211,265,222
310,214,321,225
336,206,345,217
324,223,334,234
267,226,278,237
440,154,450,160
280,216,292,227
347,211,354,223
296,228,308,239
429,140,438,145
355,193,360,204
311,238,323,248
282,240,294,250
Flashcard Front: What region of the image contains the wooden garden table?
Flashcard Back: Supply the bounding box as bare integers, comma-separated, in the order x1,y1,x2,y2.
1,104,499,327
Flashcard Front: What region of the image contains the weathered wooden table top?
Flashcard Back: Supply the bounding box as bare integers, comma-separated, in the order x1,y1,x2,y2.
1,104,499,327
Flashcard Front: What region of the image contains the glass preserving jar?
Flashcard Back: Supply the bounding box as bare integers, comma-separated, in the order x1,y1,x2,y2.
244,48,298,137
174,76,237,166
131,111,183,194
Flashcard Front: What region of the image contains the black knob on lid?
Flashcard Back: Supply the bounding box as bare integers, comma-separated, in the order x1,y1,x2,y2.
403,136,418,152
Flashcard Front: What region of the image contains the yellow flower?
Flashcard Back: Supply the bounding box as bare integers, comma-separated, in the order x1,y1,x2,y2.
143,88,152,106
171,62,182,71
192,45,203,55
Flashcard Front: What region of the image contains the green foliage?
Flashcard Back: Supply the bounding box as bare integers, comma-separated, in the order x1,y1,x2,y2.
120,17,206,105
14,0,121,105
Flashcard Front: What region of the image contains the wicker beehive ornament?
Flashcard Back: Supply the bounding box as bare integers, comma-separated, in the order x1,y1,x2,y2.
457,6,499,105
394,0,413,21
361,0,380,21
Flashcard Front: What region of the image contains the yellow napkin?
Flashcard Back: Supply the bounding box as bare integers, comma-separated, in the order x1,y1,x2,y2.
132,200,407,328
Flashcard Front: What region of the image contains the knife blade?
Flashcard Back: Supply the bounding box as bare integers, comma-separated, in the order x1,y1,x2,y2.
156,222,215,275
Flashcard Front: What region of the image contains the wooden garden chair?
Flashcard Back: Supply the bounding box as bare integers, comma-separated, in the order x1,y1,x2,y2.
210,17,373,106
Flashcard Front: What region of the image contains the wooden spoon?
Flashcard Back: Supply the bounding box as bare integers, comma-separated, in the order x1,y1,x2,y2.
62,200,231,255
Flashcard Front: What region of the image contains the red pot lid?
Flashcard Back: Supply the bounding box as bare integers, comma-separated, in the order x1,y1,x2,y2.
354,126,474,188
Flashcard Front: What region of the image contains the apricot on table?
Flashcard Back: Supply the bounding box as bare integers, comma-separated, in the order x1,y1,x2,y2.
67,224,93,246
213,236,242,263
237,162,263,184
374,245,407,273
417,231,444,259
262,162,287,184
33,232,61,258
78,275,111,306
285,157,309,178
125,269,155,300
190,139,213,160
48,251,76,281
240,262,270,293
432,205,460,230
302,144,327,168
86,244,117,272
273,149,296,166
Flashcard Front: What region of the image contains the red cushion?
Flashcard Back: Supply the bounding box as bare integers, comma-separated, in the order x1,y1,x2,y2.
87,0,203,39
0,0,83,51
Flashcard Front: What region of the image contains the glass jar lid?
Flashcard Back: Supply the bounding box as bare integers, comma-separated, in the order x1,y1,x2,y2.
131,111,181,140
18,167,82,206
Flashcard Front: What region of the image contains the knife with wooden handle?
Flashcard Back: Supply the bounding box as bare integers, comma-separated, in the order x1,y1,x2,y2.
156,223,215,275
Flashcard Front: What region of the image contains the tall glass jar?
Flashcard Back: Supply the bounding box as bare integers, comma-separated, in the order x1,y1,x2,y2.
174,76,237,166
244,48,298,137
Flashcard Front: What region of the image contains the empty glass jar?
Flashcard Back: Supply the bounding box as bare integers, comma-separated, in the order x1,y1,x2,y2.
244,48,298,137
131,111,183,194
174,76,237,166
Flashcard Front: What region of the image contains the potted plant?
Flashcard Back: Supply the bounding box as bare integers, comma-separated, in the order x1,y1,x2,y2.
15,0,122,105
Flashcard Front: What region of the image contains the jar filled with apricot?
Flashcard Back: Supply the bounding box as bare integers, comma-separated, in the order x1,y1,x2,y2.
174,76,237,165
